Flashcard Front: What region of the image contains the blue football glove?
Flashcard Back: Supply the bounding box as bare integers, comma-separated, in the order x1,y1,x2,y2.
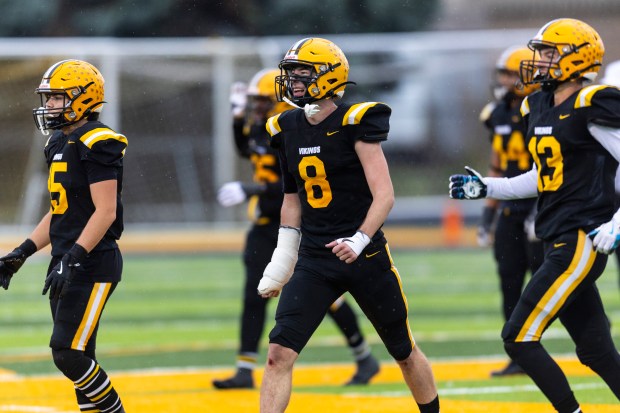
588,218,620,254
449,166,488,200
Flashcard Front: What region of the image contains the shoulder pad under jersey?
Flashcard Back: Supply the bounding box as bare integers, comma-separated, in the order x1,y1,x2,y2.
574,84,615,109
341,102,391,141
79,126,128,166
575,84,620,128
479,102,497,123
520,96,531,118
266,112,284,148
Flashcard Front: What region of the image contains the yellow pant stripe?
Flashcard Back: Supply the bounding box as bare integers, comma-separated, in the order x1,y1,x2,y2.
516,231,595,342
384,243,415,347
72,283,112,351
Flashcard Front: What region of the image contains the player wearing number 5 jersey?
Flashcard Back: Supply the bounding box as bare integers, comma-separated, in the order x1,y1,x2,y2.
257,37,439,413
0,60,126,412
450,19,620,413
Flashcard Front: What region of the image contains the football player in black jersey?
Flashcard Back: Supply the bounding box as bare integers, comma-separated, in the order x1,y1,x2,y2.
600,60,620,291
212,69,379,389
478,46,544,377
450,19,620,413
0,60,127,413
257,38,440,413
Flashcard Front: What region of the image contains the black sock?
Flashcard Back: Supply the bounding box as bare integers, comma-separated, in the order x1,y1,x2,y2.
417,395,439,413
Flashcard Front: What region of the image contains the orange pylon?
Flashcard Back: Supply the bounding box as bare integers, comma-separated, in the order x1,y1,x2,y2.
442,200,464,247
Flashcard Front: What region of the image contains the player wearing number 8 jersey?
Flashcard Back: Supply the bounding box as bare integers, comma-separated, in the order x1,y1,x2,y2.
213,68,380,389
449,19,620,413
257,37,439,413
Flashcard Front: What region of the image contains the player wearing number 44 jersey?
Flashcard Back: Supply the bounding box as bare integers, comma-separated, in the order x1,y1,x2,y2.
257,37,439,413
450,18,620,413
0,60,127,413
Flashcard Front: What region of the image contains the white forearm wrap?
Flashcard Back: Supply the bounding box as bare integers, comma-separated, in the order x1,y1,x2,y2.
258,226,301,294
336,231,370,256
486,168,538,200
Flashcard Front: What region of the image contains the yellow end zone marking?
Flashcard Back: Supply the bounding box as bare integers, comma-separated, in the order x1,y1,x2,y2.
0,359,614,413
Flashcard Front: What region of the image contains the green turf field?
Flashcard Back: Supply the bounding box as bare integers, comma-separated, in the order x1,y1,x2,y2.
1,248,619,405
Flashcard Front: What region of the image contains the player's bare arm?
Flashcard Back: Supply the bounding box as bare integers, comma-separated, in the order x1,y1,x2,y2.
327,140,394,264
75,179,118,252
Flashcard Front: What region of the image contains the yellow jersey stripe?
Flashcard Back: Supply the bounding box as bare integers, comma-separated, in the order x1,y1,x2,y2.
516,231,595,342
575,85,607,108
72,283,112,351
342,102,379,126
385,243,415,347
80,128,128,149
266,114,282,137
520,97,530,117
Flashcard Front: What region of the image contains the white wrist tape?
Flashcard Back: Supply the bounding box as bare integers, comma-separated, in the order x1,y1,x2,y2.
258,226,301,294
336,231,370,256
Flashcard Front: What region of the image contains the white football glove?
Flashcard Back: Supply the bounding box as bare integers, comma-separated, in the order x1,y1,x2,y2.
589,218,620,254
523,214,538,242
217,182,246,207
334,231,370,257
230,82,248,117
476,226,491,247
258,226,301,296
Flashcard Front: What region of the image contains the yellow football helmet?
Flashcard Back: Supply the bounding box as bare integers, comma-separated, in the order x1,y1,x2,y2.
520,18,604,91
276,37,352,106
247,68,291,117
33,59,105,134
495,46,539,98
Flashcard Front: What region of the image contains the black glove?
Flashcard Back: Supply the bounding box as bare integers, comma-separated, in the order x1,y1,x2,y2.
0,239,37,290
42,244,88,300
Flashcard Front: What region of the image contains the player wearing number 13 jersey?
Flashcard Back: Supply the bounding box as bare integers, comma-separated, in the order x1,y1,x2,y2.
449,18,620,413
523,85,620,239
257,37,440,413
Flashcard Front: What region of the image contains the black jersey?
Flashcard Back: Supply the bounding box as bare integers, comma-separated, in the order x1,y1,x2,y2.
480,100,536,214
44,121,127,256
521,85,620,240
266,102,390,252
233,118,283,223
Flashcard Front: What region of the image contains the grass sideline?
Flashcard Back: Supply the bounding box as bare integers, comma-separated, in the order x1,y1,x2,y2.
0,247,618,409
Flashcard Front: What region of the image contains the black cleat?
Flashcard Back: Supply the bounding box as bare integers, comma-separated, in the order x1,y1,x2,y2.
345,354,380,386
212,368,254,389
491,360,525,377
